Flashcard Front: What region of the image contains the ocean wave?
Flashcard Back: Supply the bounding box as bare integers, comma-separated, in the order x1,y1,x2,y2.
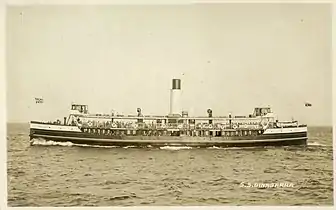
30,139,328,150
159,146,192,150
122,146,137,149
307,142,327,147
31,139,74,147
207,146,222,149
31,139,118,148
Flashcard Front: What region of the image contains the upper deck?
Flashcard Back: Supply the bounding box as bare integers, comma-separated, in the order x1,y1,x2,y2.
60,104,304,130
30,104,305,133
69,104,275,120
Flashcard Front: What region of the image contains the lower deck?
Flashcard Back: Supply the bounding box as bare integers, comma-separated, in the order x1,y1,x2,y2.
30,127,307,140
29,124,308,148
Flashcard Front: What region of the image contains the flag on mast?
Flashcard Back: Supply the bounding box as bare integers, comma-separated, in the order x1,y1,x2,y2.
304,102,312,107
35,97,44,104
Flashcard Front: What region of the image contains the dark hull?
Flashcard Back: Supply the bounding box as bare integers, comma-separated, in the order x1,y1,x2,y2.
30,128,308,148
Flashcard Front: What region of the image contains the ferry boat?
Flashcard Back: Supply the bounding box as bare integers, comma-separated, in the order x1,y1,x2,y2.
29,79,308,148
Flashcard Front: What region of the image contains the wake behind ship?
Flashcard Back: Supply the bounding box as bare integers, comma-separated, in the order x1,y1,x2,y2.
29,79,308,148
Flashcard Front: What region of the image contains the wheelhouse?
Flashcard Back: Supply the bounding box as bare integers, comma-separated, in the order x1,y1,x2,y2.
71,104,88,114
253,107,272,117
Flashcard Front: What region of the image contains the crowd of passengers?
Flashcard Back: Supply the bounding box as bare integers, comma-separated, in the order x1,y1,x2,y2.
71,119,261,129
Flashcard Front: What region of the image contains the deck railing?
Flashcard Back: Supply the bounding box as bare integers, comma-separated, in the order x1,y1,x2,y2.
79,121,264,130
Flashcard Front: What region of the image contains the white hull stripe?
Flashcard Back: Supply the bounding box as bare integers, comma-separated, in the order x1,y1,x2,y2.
263,127,307,134
32,134,307,144
30,123,81,132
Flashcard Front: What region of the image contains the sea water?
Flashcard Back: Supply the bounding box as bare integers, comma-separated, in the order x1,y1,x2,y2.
7,123,334,206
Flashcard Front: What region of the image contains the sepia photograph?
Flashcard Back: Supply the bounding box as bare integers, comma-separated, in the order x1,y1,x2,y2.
6,2,333,207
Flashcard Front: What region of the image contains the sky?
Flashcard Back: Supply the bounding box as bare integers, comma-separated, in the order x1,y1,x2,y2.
6,4,332,126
